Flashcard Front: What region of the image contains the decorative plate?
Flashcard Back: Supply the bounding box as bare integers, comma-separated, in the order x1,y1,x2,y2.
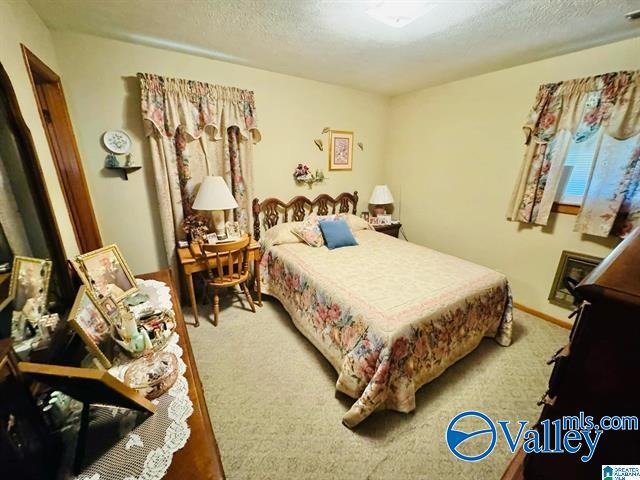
102,130,132,155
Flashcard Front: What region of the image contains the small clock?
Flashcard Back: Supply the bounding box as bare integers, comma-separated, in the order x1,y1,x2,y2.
102,130,132,155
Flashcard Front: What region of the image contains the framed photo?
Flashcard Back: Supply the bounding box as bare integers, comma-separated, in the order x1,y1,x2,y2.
360,212,370,221
100,295,120,323
68,286,115,368
9,256,52,312
226,221,241,240
548,250,603,309
368,217,380,226
377,214,392,225
206,233,219,244
74,244,137,301
328,130,353,171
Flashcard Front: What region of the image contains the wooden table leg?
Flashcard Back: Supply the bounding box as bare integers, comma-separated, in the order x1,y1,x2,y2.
254,253,262,307
186,271,200,326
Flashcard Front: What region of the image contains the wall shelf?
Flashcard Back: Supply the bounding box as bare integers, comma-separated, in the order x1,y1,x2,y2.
105,165,141,180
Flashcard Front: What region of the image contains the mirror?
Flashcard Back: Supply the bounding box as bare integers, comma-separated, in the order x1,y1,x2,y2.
0,62,72,358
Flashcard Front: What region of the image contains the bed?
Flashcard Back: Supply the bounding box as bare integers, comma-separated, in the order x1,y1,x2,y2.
252,191,512,428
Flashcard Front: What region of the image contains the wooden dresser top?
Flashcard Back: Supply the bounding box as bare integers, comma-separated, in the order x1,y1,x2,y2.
137,270,225,480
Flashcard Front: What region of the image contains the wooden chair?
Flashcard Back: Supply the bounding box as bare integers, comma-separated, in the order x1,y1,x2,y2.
193,235,255,326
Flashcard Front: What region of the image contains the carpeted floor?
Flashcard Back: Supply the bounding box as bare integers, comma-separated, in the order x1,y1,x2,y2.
185,291,568,479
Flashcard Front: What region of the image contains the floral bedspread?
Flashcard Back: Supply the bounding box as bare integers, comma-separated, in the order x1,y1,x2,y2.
259,230,512,427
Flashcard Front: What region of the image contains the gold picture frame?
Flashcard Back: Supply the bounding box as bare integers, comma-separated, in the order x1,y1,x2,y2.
9,256,52,312
548,250,603,309
73,244,137,301
328,130,353,171
68,286,115,368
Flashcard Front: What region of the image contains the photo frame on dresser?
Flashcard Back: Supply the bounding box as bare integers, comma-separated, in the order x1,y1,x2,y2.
73,245,137,301
68,286,116,368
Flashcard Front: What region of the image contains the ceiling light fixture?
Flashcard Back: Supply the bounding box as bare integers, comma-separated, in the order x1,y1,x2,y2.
366,1,432,28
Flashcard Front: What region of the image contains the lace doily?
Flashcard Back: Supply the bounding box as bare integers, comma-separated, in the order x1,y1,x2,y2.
75,279,194,480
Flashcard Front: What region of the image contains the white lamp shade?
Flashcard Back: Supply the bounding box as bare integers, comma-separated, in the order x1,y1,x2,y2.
369,185,394,205
192,176,238,211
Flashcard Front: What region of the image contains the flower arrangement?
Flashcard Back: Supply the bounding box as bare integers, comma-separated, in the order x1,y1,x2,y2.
181,214,210,242
293,163,325,188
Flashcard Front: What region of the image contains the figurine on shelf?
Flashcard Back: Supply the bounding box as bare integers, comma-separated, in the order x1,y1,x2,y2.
105,154,120,168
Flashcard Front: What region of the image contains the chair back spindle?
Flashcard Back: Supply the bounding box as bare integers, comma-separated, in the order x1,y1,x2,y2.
198,235,252,285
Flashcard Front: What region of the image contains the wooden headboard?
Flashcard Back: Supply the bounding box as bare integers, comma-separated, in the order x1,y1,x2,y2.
252,191,358,240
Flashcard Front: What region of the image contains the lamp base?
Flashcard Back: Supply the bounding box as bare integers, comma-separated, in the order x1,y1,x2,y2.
374,205,386,216
210,210,226,236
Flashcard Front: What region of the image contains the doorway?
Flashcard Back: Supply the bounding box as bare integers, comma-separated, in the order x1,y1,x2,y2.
22,45,102,254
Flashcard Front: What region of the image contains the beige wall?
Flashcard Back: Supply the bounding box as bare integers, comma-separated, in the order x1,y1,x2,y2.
387,37,640,320
51,31,389,274
0,0,79,258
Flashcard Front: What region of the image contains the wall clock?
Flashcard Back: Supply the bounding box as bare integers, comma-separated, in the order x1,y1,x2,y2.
102,130,132,155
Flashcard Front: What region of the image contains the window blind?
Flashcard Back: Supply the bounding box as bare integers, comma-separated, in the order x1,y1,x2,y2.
556,132,599,205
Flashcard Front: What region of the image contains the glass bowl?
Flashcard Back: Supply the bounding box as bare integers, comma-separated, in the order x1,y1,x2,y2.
124,351,178,399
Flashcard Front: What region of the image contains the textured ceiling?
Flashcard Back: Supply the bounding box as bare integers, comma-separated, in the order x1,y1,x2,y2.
28,0,640,95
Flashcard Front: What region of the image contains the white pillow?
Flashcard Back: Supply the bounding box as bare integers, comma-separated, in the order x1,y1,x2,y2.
341,214,374,232
261,222,304,248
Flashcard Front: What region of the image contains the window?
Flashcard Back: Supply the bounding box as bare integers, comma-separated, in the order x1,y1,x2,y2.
554,131,600,207
554,131,640,215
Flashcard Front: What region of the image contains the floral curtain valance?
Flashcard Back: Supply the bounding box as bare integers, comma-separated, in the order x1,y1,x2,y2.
508,70,640,238
523,71,640,145
138,73,261,143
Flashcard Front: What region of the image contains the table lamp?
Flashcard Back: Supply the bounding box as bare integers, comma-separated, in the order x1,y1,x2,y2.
192,176,238,236
369,185,394,216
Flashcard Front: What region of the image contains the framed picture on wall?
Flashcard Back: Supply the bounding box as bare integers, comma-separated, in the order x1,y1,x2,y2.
548,250,603,309
328,130,353,171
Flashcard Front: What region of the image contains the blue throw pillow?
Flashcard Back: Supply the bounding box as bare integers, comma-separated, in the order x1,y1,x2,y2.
318,218,358,250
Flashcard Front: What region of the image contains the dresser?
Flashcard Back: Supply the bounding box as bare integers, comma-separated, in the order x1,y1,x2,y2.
503,228,640,479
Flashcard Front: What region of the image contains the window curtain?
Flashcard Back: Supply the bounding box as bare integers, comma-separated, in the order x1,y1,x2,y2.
507,71,640,237
138,73,261,279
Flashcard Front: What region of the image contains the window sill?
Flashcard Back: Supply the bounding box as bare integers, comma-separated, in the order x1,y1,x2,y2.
552,203,581,215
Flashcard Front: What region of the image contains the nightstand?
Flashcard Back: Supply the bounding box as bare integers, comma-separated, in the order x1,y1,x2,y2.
373,223,401,238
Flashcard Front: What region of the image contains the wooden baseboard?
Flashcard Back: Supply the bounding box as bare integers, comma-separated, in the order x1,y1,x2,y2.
513,302,572,330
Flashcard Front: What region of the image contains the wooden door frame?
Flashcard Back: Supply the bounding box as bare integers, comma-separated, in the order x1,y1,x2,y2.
0,61,73,301
21,45,102,254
